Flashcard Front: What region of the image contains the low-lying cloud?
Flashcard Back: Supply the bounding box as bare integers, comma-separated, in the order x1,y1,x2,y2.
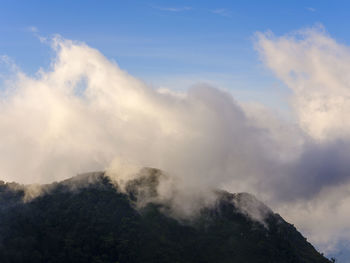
1,27,350,253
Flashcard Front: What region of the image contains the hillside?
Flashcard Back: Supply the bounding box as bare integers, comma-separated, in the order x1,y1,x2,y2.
0,170,331,263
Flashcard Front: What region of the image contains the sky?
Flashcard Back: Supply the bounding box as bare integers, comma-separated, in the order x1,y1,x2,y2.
1,0,349,111
3,0,350,262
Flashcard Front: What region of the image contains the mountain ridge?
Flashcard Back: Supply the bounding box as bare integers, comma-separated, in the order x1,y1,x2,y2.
0,170,331,263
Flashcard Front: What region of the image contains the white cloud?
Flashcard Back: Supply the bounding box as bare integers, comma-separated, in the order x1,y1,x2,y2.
0,36,280,197
152,6,192,12
306,7,316,12
256,26,350,141
256,26,350,252
211,8,231,17
26,26,38,33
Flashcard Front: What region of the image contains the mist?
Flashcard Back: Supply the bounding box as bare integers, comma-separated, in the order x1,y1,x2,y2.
1,27,350,252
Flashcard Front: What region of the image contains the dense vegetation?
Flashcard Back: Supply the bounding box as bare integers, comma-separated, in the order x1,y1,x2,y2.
0,171,330,263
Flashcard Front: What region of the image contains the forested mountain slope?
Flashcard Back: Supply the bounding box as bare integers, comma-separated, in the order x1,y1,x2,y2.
0,171,331,263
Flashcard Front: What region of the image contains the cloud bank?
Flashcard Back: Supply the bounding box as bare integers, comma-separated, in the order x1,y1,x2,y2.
1,28,350,253
257,26,350,252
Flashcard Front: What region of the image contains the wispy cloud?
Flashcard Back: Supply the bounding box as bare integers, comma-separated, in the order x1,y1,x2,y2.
26,26,38,33
152,6,192,12
306,7,316,12
25,26,47,43
211,8,231,17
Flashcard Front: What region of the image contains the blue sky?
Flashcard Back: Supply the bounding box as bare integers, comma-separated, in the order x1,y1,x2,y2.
0,0,348,110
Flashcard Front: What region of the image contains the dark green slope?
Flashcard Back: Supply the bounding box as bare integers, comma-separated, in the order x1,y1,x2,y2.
0,172,330,263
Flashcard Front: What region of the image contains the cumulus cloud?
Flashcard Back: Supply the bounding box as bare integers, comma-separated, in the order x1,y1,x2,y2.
256,26,350,252
0,36,280,197
257,26,350,141
2,28,350,253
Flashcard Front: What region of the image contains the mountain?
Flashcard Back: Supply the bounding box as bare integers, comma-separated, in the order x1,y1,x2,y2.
0,170,331,263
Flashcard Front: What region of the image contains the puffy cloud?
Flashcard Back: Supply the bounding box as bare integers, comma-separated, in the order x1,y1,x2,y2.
257,26,350,141
256,26,350,253
0,36,280,199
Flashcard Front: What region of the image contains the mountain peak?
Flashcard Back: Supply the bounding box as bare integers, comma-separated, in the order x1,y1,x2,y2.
0,171,331,263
